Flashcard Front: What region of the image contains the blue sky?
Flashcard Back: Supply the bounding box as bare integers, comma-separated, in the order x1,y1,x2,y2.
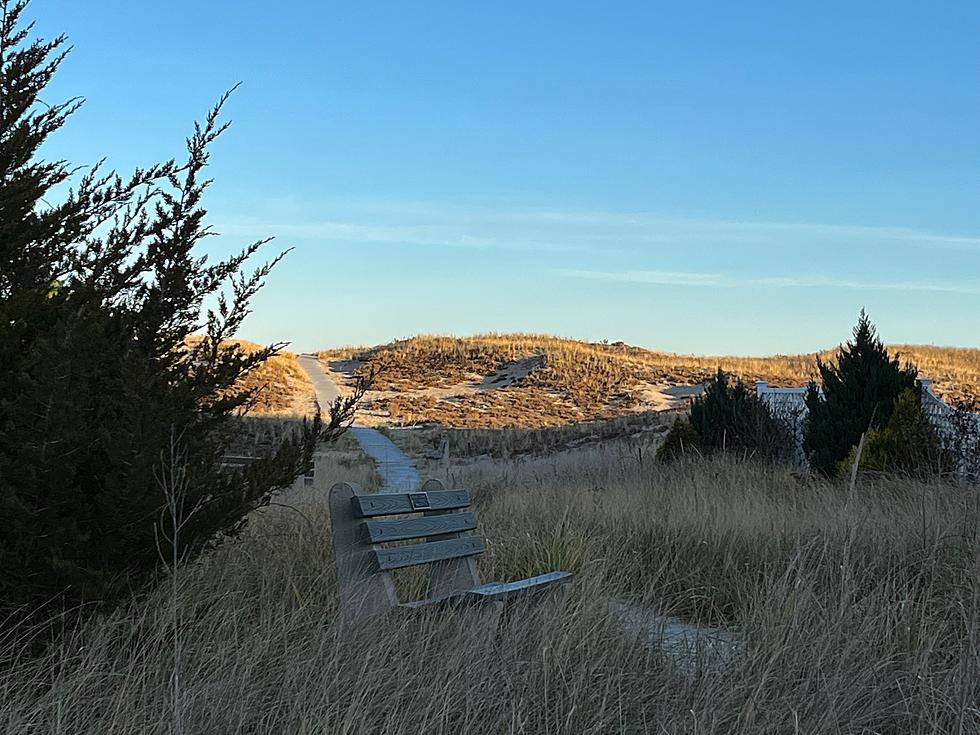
38,1,980,354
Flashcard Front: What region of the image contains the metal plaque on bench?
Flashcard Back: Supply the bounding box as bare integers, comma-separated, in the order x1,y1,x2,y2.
408,492,430,510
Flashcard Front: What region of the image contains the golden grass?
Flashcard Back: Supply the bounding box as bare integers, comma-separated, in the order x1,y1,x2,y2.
188,338,315,415
893,344,980,407
3,436,977,733
383,386,589,428
321,334,980,427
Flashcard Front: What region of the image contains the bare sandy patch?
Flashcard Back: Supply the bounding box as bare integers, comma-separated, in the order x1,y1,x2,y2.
474,356,545,390
632,382,706,412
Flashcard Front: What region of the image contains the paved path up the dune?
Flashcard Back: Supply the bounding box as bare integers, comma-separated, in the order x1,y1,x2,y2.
297,354,419,493
297,354,340,405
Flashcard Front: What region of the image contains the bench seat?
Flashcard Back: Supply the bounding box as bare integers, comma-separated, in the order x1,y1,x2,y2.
400,571,575,609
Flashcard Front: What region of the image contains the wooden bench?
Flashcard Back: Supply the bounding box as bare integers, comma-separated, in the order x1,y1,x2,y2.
328,479,574,620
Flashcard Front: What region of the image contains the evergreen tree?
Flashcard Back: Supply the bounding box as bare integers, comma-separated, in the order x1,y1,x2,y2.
803,310,918,476
691,369,790,458
0,0,360,622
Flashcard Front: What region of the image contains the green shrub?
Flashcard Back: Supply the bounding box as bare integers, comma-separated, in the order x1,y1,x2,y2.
692,369,791,459
656,417,702,461
837,388,952,477
659,370,791,461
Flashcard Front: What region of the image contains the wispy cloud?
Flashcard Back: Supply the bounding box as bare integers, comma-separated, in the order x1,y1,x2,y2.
213,200,980,256
557,269,725,286
512,209,980,251
556,268,980,295
212,219,583,252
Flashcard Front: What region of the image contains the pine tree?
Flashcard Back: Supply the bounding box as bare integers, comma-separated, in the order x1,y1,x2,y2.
803,310,918,476
690,369,790,458
0,0,361,622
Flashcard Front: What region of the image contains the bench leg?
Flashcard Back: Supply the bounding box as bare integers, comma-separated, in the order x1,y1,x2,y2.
474,599,504,632
329,482,398,620
434,599,503,644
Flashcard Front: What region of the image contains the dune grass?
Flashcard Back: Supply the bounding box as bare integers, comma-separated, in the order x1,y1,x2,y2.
320,334,980,428
2,436,977,733
229,340,316,415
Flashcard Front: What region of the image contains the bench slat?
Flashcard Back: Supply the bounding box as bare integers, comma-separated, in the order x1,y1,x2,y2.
352,490,470,518
364,513,477,543
374,537,485,571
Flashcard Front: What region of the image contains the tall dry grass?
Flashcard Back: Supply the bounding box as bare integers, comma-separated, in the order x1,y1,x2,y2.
2,437,977,733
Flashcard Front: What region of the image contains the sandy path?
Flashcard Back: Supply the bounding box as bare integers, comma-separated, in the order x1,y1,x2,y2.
297,354,419,493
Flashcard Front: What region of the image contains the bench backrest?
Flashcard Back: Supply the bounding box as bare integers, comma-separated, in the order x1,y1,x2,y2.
329,479,483,618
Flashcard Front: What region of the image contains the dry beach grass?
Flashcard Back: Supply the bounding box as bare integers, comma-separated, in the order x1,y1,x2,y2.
231,341,316,415
3,431,977,733
185,338,316,416
319,334,980,428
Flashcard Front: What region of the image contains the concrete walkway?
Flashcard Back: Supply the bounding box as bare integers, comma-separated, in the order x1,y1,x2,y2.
297,354,340,405
348,427,420,492
297,354,419,493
